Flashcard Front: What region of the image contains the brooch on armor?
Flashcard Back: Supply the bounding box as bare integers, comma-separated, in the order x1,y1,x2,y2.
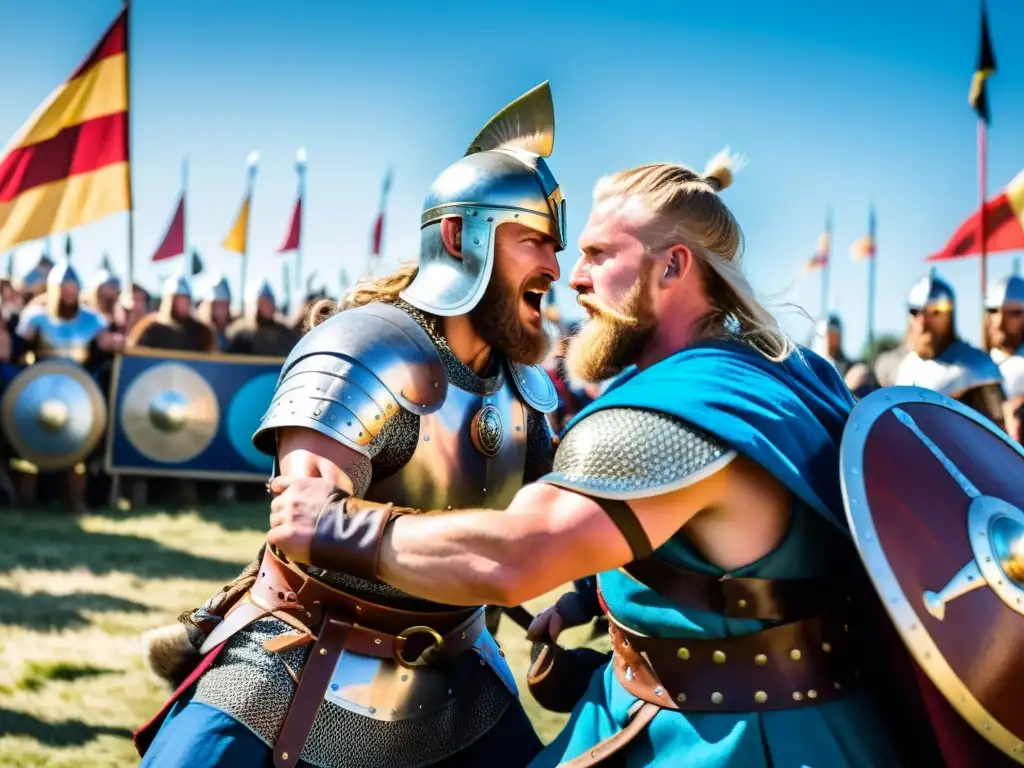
470,404,504,458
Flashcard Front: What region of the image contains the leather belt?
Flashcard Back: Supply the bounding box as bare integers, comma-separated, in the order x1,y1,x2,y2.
609,612,857,712
622,557,834,622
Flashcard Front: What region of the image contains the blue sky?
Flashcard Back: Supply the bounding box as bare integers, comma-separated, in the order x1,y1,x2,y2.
1,0,1022,353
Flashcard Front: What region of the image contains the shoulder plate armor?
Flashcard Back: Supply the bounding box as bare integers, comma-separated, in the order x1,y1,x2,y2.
895,340,1004,399
539,407,737,500
506,359,558,414
252,302,447,457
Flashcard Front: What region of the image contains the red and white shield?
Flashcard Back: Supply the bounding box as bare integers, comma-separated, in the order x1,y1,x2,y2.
841,385,1024,763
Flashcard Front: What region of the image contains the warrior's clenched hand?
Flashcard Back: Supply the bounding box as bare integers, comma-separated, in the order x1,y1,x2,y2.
266,476,338,564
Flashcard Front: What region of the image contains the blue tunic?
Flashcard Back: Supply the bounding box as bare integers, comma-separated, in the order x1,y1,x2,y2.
532,341,901,767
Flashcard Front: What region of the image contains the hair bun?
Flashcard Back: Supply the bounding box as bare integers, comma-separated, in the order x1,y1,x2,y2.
702,147,747,192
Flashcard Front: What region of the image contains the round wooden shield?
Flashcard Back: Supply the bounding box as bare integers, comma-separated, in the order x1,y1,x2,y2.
841,386,1024,762
0,360,107,471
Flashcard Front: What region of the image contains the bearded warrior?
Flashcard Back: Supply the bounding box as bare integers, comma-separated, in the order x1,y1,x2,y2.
136,82,564,768
986,272,1024,443
11,261,121,509
225,280,301,357
265,153,978,766
895,270,1006,427
127,273,217,353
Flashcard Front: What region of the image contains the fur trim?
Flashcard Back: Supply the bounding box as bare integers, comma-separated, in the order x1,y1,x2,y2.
141,622,201,688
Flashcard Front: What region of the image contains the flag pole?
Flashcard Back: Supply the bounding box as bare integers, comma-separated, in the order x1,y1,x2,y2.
295,148,307,302
821,210,832,316
240,152,259,307
979,117,989,348
181,158,189,269
122,0,135,306
867,206,877,346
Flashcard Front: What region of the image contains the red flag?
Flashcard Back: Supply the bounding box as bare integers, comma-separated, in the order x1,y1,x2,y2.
370,211,384,256
927,169,1024,261
151,194,184,262
276,197,302,253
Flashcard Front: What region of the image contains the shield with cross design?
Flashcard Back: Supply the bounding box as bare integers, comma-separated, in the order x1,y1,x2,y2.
841,385,1024,763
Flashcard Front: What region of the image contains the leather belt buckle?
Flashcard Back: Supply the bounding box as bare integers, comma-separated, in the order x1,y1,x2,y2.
394,625,444,668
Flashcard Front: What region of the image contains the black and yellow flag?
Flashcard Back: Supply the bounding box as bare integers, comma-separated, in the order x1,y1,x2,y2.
969,3,997,123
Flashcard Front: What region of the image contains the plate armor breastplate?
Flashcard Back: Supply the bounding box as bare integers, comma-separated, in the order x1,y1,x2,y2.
366,362,528,512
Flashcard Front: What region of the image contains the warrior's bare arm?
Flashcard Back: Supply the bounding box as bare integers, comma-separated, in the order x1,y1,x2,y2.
269,461,732,608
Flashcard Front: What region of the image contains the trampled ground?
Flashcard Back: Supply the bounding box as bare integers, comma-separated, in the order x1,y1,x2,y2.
0,502,606,767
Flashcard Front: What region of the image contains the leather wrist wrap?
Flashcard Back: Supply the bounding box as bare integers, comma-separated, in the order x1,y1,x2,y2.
310,493,403,581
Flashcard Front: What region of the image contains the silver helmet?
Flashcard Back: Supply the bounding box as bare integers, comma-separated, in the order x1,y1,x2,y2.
907,270,955,312
400,81,566,317
163,272,192,301
197,273,232,304
45,260,82,316
245,279,276,316
984,274,1024,311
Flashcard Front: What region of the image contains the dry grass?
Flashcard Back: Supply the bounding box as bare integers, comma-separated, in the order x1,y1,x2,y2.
0,503,606,767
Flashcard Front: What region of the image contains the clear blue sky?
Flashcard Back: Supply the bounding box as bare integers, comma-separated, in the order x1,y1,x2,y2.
1,0,1023,354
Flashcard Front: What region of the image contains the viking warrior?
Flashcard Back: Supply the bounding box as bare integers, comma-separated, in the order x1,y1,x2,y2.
127,273,217,353
263,154,989,766
894,270,1006,427
986,273,1024,443
10,261,122,510
809,312,854,376
195,273,234,350
225,280,301,357
136,82,564,768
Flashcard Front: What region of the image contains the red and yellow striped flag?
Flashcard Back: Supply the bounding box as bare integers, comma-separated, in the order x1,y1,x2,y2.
849,206,876,261
803,230,830,273
0,9,129,252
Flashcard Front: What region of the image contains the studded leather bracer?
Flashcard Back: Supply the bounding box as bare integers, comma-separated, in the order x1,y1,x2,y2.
309,492,420,581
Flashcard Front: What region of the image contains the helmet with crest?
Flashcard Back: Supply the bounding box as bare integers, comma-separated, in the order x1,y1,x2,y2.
400,81,566,317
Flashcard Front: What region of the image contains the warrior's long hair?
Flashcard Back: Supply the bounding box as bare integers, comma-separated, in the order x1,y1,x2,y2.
304,263,419,332
592,150,796,362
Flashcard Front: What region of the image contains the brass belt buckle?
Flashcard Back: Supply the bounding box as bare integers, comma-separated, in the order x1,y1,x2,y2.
395,625,444,669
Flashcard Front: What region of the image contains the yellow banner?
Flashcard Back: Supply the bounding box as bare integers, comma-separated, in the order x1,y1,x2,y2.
221,194,250,254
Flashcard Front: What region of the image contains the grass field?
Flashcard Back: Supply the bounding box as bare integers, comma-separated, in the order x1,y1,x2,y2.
0,502,606,767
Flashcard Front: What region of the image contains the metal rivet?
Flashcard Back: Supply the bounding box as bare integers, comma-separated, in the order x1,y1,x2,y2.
313,600,321,605
424,435,431,442
754,691,768,704
319,649,327,656
712,650,726,664
711,692,723,704
482,487,487,492
821,642,832,653
461,632,467,640
676,647,690,660
676,693,687,703
374,638,381,645
446,505,452,510
807,689,818,699
401,674,408,681
737,599,747,608
369,707,376,714
356,606,363,612
834,682,842,690
792,691,804,701
790,649,802,661
281,753,289,761
515,425,522,431
498,650,505,657
754,654,767,666
479,659,486,666
473,238,480,245
375,414,381,420
433,381,439,387
305,612,312,618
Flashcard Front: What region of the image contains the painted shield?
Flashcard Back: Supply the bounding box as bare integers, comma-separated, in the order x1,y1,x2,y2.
106,349,283,481
841,385,1024,761
0,360,106,470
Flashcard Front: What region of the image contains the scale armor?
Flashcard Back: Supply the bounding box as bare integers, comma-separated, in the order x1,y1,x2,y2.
192,299,557,767
541,408,736,500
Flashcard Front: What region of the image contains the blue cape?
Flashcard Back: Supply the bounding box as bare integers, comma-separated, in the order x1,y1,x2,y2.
563,340,856,533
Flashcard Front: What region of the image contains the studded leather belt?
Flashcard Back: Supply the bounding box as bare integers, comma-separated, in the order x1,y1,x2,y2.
608,611,857,712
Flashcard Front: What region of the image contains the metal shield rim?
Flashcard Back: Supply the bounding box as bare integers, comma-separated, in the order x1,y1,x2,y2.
0,360,108,471
840,385,1024,762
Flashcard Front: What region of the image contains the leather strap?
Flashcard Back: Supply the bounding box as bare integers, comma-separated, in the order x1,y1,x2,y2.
273,612,352,768
594,498,652,560
558,701,660,767
623,556,834,622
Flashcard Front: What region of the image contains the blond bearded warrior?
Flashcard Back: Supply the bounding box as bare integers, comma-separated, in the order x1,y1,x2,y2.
135,83,564,768
264,154,968,766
